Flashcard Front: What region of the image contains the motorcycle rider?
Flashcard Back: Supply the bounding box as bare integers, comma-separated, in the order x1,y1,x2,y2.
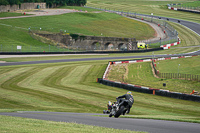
116,91,134,114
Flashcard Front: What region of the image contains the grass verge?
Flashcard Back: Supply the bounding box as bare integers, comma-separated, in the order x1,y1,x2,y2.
0,12,31,17
0,115,144,133
0,60,200,124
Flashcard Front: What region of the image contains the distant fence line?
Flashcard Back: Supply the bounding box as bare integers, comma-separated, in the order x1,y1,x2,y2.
152,59,200,82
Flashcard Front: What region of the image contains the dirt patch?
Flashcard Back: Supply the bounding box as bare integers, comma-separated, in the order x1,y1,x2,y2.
124,64,129,80
151,62,159,78
16,9,75,16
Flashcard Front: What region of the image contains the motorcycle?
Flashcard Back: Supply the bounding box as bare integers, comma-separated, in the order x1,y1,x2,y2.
103,99,129,118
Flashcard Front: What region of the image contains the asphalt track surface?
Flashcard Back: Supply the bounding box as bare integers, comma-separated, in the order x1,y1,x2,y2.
139,14,200,36
1,50,200,66
0,111,200,133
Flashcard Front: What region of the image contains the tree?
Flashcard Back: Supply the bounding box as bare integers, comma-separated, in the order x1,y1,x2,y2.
0,0,87,6
0,0,9,5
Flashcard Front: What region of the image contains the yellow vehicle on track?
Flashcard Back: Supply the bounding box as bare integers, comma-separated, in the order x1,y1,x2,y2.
137,43,148,49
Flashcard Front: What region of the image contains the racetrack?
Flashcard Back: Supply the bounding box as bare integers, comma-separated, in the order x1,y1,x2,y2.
1,8,200,133
0,111,200,133
140,14,200,36
0,50,200,66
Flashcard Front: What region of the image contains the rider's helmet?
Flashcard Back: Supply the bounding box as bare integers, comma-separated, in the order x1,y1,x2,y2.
127,91,132,95
108,101,112,106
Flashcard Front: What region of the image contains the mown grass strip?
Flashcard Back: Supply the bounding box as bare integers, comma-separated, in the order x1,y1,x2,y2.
87,0,200,23
0,61,200,123
0,12,154,39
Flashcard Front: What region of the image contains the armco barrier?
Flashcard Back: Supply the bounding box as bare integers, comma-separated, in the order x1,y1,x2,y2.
160,38,181,49
98,56,200,102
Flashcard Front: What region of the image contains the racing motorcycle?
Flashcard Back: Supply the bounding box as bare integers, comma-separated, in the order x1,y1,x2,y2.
103,100,129,118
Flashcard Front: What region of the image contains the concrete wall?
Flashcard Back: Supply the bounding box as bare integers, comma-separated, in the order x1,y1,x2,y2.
0,3,46,12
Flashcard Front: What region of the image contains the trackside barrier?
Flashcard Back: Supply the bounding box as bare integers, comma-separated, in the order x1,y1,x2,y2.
168,5,200,14
98,56,200,102
160,38,181,49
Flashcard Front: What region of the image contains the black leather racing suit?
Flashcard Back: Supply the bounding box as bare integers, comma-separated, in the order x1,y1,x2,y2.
117,94,134,114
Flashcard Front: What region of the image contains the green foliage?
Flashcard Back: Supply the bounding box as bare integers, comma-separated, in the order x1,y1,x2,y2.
0,0,87,6
70,33,79,41
0,0,9,5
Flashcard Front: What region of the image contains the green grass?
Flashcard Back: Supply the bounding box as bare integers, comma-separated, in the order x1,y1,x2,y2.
156,56,200,75
0,60,200,124
107,57,200,94
0,11,155,52
0,5,199,53
86,0,200,23
0,115,144,133
0,12,154,39
175,1,200,8
59,5,102,12
0,12,29,17
0,2,200,132
0,24,71,52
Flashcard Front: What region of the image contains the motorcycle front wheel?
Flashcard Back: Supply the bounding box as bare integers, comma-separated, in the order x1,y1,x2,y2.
114,106,124,118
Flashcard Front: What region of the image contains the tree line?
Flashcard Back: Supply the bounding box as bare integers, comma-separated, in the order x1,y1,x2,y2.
0,0,87,7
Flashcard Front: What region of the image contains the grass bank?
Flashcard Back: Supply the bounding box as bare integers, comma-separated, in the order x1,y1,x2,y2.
156,56,200,75
0,11,155,52
0,12,155,39
108,56,200,94
107,56,200,94
0,60,200,123
0,21,199,63
86,0,200,23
